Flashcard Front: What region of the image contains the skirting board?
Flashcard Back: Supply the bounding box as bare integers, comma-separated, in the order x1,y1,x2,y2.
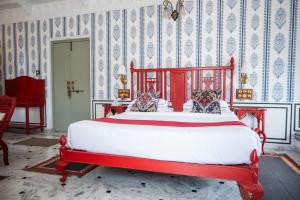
294,104,300,132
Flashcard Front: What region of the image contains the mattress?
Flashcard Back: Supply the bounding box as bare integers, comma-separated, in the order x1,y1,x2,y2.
67,112,261,165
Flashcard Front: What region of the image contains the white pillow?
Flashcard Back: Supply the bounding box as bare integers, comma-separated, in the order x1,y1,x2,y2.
157,100,170,112
157,106,171,112
182,100,193,112
158,98,168,106
219,100,231,113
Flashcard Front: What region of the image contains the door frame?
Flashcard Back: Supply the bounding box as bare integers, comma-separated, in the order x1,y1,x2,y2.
50,37,92,130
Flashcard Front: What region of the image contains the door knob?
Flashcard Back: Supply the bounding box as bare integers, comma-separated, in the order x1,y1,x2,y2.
72,89,84,93
71,80,84,93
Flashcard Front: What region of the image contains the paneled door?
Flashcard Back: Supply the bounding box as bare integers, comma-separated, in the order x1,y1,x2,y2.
52,39,90,131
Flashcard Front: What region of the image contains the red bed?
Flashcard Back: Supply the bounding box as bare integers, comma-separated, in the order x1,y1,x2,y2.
55,57,264,200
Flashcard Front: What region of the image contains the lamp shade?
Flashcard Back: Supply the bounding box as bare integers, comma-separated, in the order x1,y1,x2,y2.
241,62,248,74
118,64,127,75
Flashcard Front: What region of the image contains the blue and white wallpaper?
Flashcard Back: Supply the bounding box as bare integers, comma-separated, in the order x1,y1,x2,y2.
0,0,298,103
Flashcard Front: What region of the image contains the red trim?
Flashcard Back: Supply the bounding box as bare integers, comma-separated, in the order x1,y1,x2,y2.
95,117,247,128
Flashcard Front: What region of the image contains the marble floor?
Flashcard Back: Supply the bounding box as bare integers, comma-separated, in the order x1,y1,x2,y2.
0,132,300,200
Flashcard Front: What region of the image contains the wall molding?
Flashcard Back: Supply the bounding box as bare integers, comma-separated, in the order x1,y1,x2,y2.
294,103,300,131
234,102,293,144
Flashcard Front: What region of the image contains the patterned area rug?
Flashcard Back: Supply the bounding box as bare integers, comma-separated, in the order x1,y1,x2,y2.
24,156,97,177
259,153,300,200
13,137,60,147
22,153,300,200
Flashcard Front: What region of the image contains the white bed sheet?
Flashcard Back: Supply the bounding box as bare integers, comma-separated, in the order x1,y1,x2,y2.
67,112,261,165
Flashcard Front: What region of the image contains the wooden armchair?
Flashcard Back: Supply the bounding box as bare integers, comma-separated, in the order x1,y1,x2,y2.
0,96,16,165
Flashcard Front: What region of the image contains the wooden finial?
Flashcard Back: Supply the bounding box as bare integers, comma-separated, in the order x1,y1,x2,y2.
130,61,134,69
250,149,259,164
230,57,234,69
60,135,67,146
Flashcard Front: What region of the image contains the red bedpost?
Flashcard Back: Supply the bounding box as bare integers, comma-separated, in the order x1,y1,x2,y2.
238,149,264,200
229,57,234,111
130,61,134,100
55,135,70,184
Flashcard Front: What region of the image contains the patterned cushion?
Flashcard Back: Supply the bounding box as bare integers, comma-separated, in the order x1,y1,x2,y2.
192,90,221,114
130,92,160,112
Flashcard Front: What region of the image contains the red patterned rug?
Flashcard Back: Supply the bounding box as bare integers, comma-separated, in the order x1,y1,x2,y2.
24,156,97,177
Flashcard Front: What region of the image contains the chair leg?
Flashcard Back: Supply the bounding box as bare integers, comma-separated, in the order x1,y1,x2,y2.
0,139,9,165
40,106,44,132
25,107,30,135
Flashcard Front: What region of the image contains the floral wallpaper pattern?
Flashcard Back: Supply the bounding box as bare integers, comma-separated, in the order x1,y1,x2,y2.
0,0,298,103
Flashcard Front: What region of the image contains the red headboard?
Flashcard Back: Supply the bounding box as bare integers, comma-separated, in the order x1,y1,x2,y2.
130,57,235,111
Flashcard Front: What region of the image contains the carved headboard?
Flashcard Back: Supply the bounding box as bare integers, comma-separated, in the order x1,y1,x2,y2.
130,57,235,112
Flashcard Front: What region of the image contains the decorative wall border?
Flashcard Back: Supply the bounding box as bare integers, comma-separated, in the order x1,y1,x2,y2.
234,102,292,144
294,103,300,131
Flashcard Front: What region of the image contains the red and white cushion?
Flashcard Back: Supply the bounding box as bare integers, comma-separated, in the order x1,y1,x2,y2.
130,92,159,112
192,90,221,114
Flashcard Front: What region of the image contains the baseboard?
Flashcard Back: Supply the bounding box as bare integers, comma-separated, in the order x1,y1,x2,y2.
292,137,300,154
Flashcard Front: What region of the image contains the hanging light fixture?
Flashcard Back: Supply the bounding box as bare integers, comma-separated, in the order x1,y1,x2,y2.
163,0,185,21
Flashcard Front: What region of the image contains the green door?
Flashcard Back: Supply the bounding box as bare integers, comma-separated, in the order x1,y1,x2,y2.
52,39,90,131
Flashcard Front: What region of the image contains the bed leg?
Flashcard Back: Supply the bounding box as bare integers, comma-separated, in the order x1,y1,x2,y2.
238,182,264,200
55,159,69,183
55,135,69,184
238,149,264,200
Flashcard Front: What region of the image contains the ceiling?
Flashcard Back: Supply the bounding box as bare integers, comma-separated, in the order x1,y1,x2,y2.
0,0,65,11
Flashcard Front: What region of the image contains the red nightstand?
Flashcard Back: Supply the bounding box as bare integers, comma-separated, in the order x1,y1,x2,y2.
235,107,267,154
103,105,127,117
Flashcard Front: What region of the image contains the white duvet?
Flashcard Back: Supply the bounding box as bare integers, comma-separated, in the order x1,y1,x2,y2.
67,112,261,165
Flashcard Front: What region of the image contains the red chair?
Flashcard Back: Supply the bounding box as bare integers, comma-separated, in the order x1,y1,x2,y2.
0,96,16,165
5,76,45,134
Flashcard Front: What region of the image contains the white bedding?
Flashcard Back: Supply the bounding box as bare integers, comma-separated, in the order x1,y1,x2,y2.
67,112,261,165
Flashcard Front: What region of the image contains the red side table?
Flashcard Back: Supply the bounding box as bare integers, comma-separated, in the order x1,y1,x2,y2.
103,105,127,117
235,107,267,154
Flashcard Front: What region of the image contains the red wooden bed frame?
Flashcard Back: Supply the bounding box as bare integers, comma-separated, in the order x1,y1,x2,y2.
55,57,264,199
